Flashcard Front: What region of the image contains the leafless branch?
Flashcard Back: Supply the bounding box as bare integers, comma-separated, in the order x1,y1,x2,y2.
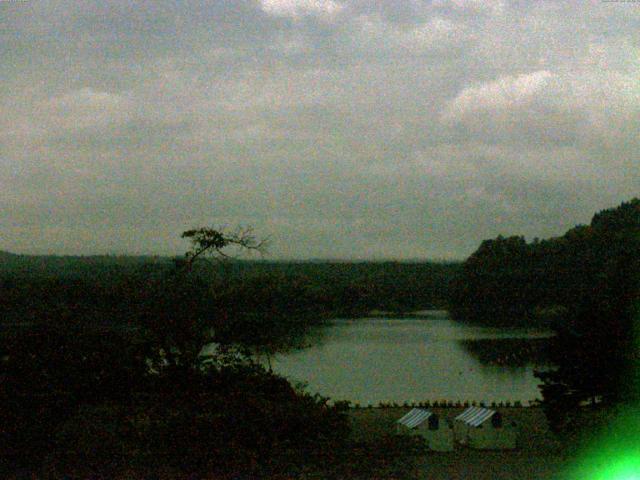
181,226,268,269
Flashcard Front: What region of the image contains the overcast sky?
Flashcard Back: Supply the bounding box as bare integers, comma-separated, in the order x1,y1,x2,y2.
1,1,639,259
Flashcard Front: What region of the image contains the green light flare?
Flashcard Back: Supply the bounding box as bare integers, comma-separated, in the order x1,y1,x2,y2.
565,307,640,480
565,393,640,479
591,458,640,480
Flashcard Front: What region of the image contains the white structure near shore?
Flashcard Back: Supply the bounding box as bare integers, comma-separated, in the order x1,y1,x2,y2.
453,407,517,450
396,408,454,451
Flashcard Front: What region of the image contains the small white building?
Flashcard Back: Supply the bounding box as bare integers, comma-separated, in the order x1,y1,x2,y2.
396,408,454,452
453,407,517,450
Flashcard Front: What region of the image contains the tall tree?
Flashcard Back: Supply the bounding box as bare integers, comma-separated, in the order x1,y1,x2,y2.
139,226,267,374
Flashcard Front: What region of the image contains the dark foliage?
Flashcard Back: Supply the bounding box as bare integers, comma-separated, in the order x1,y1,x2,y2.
0,258,459,324
43,363,351,478
0,324,353,477
0,327,152,471
1,229,440,477
450,198,640,328
450,198,640,432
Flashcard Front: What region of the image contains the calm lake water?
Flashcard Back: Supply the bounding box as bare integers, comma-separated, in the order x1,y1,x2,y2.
270,312,555,405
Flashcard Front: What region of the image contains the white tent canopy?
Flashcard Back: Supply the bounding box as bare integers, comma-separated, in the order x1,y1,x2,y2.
454,407,516,450
397,408,433,428
396,408,454,452
455,406,496,427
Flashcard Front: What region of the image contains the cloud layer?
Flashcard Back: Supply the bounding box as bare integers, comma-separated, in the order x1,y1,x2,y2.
1,1,639,258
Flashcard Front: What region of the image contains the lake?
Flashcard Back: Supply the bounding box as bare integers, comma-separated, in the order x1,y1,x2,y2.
270,312,555,405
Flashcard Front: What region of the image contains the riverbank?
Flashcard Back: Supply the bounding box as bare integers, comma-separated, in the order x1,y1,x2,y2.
349,407,571,479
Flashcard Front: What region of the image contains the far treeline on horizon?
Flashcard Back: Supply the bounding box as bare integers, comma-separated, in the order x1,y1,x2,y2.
1,197,639,337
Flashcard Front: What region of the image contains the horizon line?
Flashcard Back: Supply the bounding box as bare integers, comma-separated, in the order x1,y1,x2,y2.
0,250,464,263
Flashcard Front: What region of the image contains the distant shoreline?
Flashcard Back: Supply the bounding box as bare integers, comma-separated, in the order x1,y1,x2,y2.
364,309,450,318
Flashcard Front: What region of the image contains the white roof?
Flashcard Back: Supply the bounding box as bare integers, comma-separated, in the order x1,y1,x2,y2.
454,407,496,427
397,408,432,428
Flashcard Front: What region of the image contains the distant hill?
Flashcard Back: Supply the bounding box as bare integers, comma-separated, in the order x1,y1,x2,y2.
0,252,461,312
0,252,175,278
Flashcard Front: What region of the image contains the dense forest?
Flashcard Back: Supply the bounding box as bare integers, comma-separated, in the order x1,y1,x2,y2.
450,198,640,328
0,256,458,342
0,254,459,358
451,198,640,432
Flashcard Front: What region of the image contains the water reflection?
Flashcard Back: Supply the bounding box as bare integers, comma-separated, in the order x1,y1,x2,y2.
271,316,554,405
459,337,554,368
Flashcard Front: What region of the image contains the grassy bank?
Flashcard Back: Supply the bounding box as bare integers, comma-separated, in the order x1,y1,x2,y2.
349,407,570,480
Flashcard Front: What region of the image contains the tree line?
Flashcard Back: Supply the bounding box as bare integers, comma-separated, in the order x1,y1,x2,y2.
450,198,640,432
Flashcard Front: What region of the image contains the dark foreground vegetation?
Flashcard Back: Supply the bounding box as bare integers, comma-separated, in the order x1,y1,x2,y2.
1,326,428,479
1,233,439,477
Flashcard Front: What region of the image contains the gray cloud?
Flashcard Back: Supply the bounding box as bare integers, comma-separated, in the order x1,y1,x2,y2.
1,1,639,258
